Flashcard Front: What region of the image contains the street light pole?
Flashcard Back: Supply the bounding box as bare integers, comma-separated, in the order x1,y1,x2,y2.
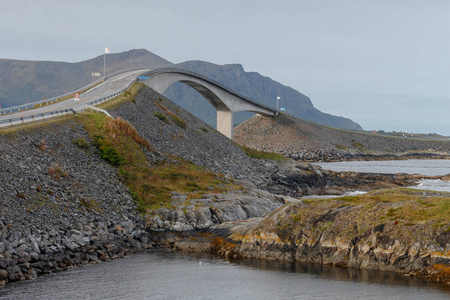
104,48,110,79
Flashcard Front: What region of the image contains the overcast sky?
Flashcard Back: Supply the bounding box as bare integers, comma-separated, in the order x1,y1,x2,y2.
1,0,449,135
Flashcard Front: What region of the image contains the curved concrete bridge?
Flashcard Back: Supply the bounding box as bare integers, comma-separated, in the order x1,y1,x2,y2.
137,68,277,139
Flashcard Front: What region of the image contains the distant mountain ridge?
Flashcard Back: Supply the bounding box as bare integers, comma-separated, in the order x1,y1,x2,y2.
0,49,361,130
0,49,172,107
164,60,362,130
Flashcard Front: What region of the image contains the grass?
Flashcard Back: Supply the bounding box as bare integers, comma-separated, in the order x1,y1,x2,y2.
79,113,238,214
154,112,169,123
72,137,89,149
99,83,145,110
240,145,288,161
277,188,450,242
171,115,187,129
155,101,187,129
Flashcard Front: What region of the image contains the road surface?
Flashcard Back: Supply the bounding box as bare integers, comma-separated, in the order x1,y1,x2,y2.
0,69,149,127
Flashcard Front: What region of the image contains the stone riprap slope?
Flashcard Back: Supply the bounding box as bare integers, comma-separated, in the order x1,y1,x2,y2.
234,114,450,161
109,86,266,183
0,119,153,284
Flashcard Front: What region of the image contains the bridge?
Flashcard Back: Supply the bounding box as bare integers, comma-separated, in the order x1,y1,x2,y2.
137,68,278,139
0,68,277,139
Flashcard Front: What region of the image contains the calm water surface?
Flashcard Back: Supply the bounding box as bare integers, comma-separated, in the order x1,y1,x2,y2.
314,159,450,176
0,251,448,300
315,159,450,192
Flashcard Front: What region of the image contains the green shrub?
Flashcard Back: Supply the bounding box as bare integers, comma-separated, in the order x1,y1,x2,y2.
171,115,187,129
154,112,169,123
92,136,125,166
240,145,287,161
120,168,137,181
72,138,89,149
200,127,208,133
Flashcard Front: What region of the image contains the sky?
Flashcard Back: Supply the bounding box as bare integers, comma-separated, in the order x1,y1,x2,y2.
1,0,449,135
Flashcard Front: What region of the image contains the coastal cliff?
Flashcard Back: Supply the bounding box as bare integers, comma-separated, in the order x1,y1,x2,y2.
219,189,450,285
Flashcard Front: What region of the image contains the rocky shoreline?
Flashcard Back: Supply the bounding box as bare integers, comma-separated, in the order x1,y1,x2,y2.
0,214,154,284
285,148,450,162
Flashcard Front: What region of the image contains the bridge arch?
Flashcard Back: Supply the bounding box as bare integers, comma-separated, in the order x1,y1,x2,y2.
137,68,277,139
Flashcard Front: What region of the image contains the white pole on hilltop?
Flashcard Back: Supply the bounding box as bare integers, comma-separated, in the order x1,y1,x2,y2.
104,48,110,79
277,96,280,111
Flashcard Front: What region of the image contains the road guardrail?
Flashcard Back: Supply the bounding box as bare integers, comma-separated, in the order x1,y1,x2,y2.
0,69,141,128
0,68,149,116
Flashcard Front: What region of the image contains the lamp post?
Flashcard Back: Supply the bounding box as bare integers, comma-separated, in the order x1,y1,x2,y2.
104,48,110,79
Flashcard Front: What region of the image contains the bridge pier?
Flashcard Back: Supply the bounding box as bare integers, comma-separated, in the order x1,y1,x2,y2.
217,110,233,139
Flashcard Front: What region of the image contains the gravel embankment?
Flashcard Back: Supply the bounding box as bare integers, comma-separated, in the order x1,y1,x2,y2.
234,114,450,161
0,119,152,284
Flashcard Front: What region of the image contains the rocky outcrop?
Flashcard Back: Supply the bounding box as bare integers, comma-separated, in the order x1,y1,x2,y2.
210,192,450,285
252,158,427,198
147,186,288,232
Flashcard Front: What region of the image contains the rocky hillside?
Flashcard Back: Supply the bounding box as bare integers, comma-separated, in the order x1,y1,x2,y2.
234,114,450,161
164,60,362,131
0,49,172,108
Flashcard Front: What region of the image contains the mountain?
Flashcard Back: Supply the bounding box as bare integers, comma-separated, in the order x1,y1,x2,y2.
0,49,172,108
163,60,362,131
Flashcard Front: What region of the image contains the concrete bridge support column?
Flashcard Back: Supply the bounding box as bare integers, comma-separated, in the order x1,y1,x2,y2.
217,110,233,139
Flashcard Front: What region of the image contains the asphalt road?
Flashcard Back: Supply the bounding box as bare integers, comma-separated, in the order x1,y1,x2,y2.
0,69,149,127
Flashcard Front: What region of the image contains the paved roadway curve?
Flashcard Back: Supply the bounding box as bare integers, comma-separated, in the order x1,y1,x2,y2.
0,69,149,127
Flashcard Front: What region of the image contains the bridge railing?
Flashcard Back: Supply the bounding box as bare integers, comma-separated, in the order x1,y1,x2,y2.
0,108,78,127
0,70,139,128
0,68,149,115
